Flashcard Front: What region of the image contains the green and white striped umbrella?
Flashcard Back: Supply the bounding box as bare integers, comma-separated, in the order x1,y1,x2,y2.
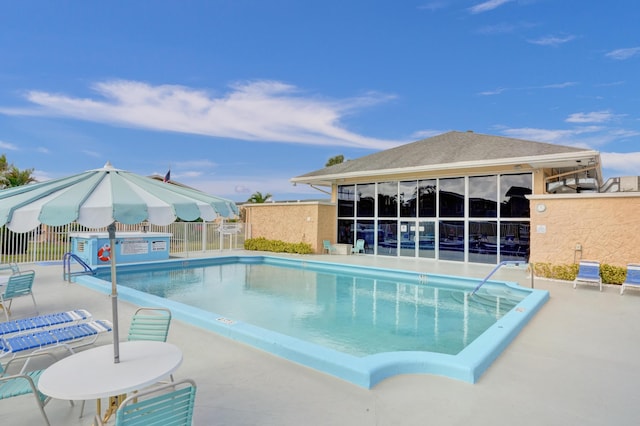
0,161,238,363
0,161,238,232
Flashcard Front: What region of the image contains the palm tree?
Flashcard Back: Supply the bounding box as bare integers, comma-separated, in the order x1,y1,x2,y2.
0,154,9,188
0,154,36,189
325,155,344,167
247,191,272,203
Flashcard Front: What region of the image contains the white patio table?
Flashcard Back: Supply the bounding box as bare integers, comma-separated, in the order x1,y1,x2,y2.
38,340,183,421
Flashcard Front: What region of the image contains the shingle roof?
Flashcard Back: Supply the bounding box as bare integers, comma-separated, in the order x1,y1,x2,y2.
292,131,599,182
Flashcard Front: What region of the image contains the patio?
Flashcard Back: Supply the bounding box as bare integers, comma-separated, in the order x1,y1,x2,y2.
3,252,640,425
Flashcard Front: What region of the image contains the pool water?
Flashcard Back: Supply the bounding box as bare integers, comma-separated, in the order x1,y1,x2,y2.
78,256,549,387
97,261,523,357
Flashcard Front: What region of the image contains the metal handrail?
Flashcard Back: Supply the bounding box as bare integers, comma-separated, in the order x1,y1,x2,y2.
63,252,95,282
470,260,524,296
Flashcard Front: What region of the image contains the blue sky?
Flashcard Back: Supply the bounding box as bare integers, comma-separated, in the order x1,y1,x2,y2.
1,0,639,202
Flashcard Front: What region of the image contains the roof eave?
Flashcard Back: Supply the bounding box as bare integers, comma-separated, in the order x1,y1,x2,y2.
291,150,601,186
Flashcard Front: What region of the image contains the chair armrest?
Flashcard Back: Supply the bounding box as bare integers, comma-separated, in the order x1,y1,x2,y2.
3,351,59,376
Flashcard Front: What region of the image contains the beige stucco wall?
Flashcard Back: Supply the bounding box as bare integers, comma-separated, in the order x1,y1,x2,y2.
242,201,337,253
529,193,640,267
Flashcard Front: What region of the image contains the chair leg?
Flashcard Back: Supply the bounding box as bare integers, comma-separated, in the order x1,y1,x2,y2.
30,293,39,315
33,396,51,426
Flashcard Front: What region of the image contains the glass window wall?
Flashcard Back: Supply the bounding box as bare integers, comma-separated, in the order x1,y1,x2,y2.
336,173,531,263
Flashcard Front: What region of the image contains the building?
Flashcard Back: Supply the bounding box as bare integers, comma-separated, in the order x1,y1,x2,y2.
244,131,640,268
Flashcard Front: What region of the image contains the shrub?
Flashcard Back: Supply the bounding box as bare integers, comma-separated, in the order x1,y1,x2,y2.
531,262,626,285
244,237,313,254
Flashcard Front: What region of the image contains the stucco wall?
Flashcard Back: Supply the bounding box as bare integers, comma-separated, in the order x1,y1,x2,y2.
529,193,640,267
243,202,337,253
243,193,640,267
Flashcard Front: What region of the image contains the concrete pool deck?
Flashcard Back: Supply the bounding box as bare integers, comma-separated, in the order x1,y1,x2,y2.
3,252,640,425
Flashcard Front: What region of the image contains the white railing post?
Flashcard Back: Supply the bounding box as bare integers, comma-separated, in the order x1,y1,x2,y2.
202,221,207,252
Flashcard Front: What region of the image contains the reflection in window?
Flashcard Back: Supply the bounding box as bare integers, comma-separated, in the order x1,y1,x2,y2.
337,219,354,245
500,174,532,218
439,220,464,261
338,185,355,217
469,175,497,217
355,220,375,254
418,221,435,258
356,184,375,217
377,220,397,256
377,182,398,218
400,181,417,217
469,221,497,264
439,178,465,217
499,221,530,262
418,179,436,217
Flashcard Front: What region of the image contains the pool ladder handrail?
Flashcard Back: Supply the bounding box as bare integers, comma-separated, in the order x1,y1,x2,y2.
470,260,524,296
63,252,96,282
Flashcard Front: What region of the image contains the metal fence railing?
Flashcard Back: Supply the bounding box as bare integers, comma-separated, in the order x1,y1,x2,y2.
0,222,246,265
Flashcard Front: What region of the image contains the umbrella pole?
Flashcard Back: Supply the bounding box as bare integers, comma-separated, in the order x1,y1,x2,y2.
108,223,120,364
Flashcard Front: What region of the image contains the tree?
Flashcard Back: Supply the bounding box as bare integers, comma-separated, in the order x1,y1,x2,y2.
0,154,9,188
325,155,344,167
0,154,36,189
247,191,272,203
0,154,36,255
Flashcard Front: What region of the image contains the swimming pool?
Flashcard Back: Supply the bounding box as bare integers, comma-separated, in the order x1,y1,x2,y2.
75,256,549,388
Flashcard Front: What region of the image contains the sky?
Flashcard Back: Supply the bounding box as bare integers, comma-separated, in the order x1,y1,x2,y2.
1,0,639,202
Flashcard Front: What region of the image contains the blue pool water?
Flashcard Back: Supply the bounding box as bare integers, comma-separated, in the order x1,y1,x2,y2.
76,256,549,387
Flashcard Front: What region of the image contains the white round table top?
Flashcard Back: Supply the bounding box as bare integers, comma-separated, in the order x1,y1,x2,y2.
38,340,183,400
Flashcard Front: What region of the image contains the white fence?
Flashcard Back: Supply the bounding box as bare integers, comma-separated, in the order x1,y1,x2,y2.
0,222,246,265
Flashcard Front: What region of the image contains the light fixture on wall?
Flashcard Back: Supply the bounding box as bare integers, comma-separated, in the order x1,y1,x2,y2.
536,203,546,212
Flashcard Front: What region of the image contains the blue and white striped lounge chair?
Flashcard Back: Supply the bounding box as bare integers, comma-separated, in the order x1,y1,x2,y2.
620,263,640,295
0,309,92,337
573,260,602,291
0,320,112,361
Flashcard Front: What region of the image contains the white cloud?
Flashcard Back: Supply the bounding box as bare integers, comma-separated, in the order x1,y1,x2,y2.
0,141,18,150
565,111,618,124
497,125,640,150
601,152,640,178
605,47,640,60
528,35,576,47
190,175,317,202
418,2,447,11
478,88,507,96
81,149,101,158
411,129,447,139
478,81,576,96
540,82,577,89
0,80,402,151
469,0,513,14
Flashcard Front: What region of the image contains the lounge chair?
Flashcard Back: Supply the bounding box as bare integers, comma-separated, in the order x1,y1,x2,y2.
351,239,365,255
93,379,197,426
573,260,602,291
0,310,92,337
323,240,336,255
1,270,38,320
620,263,640,295
0,352,59,425
0,320,113,361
